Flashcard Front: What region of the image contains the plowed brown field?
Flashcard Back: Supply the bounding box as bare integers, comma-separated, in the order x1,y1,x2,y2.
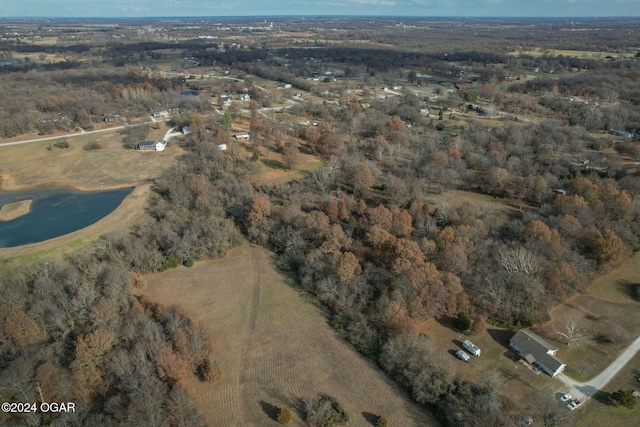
141,244,438,427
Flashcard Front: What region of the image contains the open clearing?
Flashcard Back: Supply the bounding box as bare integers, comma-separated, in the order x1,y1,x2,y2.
0,125,183,263
141,244,437,427
589,251,640,304
425,189,523,217
0,125,183,190
417,318,564,417
542,293,640,382
576,348,640,427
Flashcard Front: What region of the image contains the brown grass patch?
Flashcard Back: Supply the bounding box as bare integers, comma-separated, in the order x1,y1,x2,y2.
0,126,182,261
576,346,640,426
425,189,523,216
253,148,323,184
542,295,640,382
0,125,183,191
0,199,32,221
417,318,567,416
589,252,640,303
140,244,436,426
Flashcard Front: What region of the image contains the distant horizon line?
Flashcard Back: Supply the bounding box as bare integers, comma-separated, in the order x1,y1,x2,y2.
2,15,640,20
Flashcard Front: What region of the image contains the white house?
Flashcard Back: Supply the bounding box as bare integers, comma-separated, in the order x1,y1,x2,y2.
233,133,250,140
218,95,232,107
152,110,169,119
137,141,166,152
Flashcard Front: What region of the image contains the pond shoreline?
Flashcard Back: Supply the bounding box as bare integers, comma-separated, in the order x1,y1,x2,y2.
0,183,149,261
0,178,144,192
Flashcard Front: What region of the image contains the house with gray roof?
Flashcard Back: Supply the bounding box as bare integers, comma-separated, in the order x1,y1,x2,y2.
510,330,566,377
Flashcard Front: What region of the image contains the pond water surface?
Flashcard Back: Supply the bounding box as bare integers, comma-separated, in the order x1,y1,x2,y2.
0,187,133,248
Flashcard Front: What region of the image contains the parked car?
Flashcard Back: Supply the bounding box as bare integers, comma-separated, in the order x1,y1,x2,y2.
560,393,572,402
455,349,470,362
567,400,582,411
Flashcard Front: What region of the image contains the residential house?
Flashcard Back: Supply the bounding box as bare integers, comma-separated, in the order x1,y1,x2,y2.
233,133,250,140
510,330,566,377
137,141,166,152
610,128,634,138
218,95,232,108
152,110,169,119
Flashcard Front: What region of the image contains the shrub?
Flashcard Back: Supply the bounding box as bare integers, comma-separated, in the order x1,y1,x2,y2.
184,257,196,267
195,359,220,382
83,141,101,151
609,389,636,409
304,395,349,426
161,253,180,271
470,314,486,335
456,311,472,331
277,407,292,424
54,139,70,149
376,415,388,427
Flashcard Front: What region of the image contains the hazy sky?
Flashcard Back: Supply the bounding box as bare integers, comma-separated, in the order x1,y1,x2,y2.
2,0,640,18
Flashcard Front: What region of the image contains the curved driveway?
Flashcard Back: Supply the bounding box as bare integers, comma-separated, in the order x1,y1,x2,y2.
558,335,640,400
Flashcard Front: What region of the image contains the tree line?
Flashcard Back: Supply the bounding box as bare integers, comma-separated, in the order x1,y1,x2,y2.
0,254,214,426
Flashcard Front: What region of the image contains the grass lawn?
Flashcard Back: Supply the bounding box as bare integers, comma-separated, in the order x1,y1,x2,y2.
417,319,565,415
589,252,640,304
576,346,640,426
578,404,639,427
0,124,183,190
541,294,640,382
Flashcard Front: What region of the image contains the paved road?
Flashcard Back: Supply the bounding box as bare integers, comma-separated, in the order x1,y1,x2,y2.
0,118,169,148
558,335,640,400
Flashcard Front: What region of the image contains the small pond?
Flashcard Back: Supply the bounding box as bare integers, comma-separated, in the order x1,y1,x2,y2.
0,187,133,248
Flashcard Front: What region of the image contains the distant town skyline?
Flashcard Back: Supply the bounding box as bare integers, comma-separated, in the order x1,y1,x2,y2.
3,0,640,18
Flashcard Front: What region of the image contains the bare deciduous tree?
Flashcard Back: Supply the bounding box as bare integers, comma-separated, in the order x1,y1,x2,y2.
554,315,590,347
496,246,538,275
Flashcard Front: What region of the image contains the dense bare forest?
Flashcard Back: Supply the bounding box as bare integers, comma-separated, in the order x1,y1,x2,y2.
0,255,215,426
